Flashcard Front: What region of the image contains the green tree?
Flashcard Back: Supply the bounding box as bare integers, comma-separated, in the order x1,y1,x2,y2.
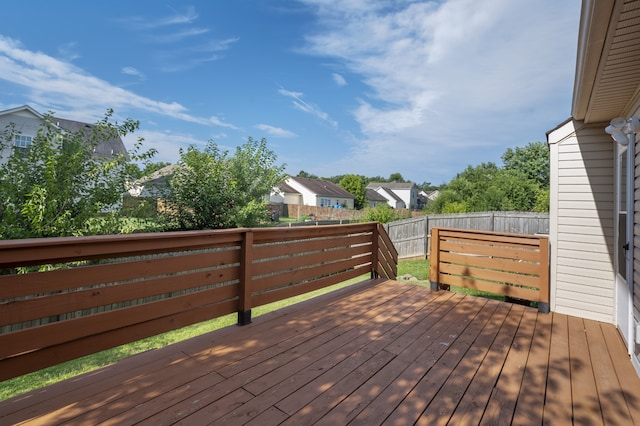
339,174,366,209
388,172,405,182
0,110,153,239
227,137,287,227
296,170,318,179
502,141,549,189
165,138,286,230
427,162,543,213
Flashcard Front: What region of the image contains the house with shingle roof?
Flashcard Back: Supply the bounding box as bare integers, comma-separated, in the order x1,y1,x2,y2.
0,105,127,164
284,176,356,209
366,181,418,209
365,188,389,208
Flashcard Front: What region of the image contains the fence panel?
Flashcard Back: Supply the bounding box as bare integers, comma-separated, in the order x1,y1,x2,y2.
387,212,549,259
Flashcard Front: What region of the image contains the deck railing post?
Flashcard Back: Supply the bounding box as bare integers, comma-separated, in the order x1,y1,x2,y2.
238,229,253,325
538,235,550,313
371,223,380,279
429,227,441,291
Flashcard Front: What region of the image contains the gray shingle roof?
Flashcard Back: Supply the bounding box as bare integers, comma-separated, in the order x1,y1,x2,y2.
288,176,355,198
54,117,128,160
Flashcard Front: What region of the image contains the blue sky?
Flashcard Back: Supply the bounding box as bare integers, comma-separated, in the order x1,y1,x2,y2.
0,0,580,184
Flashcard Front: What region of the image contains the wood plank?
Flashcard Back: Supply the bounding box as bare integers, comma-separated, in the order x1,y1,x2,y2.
584,320,635,425
358,298,504,425
214,286,434,424
543,313,573,423
437,274,540,301
601,324,640,425
417,305,527,426
446,306,528,425
440,251,542,275
479,307,536,424
439,262,541,288
512,311,552,424
567,316,603,425
276,290,456,418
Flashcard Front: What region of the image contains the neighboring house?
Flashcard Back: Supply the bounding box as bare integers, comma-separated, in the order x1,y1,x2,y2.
365,188,389,208
366,182,419,209
272,182,301,206
284,176,356,209
0,105,127,164
547,0,640,373
127,164,176,198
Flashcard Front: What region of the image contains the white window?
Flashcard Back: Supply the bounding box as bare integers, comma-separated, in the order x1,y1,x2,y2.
14,135,32,154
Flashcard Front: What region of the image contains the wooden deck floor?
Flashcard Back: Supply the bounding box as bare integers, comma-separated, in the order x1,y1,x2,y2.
2,279,640,425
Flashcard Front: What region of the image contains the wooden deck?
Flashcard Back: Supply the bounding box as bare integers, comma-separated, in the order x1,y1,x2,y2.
2,279,640,425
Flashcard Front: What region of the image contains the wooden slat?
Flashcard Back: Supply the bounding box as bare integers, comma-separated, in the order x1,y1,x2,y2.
0,248,240,299
251,244,371,276
440,240,541,262
252,233,371,260
0,284,238,360
437,274,540,301
251,255,369,292
0,264,240,326
440,251,542,276
439,262,541,288
544,313,573,423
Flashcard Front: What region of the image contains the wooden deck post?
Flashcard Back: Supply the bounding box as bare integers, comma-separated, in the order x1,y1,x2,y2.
238,229,253,325
537,235,550,313
429,227,440,291
371,223,380,279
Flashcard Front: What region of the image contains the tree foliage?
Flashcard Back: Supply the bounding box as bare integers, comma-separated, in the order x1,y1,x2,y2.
338,174,366,209
165,137,286,230
502,141,549,189
360,203,411,223
0,110,154,239
425,141,551,214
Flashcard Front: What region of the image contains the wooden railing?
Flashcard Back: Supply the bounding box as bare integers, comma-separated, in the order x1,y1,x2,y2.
0,222,397,382
429,227,549,313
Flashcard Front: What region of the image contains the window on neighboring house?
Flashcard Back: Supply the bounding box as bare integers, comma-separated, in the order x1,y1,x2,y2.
14,135,32,155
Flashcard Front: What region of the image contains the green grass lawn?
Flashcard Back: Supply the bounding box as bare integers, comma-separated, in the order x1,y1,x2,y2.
0,258,506,401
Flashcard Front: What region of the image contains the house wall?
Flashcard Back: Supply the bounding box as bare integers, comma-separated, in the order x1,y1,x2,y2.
394,188,418,209
0,110,41,164
549,119,615,323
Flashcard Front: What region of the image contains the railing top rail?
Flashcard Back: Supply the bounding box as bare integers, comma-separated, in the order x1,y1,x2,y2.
0,222,380,268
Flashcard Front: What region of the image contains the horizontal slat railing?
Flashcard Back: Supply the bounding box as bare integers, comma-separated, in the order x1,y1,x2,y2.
0,222,396,381
429,227,549,313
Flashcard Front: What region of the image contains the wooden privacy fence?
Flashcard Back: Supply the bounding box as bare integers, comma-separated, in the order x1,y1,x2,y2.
0,222,397,382
385,211,549,259
429,227,550,313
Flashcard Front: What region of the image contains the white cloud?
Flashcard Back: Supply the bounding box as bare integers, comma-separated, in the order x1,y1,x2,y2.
254,124,297,138
150,28,210,44
332,72,347,86
119,6,199,30
297,0,580,183
278,87,338,127
0,35,238,129
121,66,145,79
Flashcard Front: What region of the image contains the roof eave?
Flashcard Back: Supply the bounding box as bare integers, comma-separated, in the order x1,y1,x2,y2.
571,0,616,121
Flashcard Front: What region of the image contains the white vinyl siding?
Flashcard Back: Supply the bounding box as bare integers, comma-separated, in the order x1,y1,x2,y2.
549,120,615,323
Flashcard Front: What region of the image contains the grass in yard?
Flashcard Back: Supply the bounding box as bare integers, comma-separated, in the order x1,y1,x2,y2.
0,274,368,401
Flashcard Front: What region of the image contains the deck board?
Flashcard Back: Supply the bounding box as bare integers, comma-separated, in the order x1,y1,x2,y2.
2,279,640,425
